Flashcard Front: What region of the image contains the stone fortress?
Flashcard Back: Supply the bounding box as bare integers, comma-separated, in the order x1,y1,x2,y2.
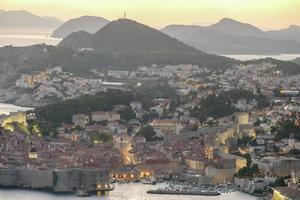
0,168,110,193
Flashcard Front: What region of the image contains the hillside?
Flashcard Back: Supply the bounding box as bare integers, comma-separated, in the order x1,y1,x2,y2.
162,19,300,55
0,10,62,28
243,58,300,75
162,25,205,41
292,57,300,65
267,25,300,43
34,82,176,128
59,19,235,68
52,16,110,38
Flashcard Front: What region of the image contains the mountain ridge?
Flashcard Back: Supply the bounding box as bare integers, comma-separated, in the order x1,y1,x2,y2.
0,9,62,28
52,16,110,38
162,18,300,54
58,19,235,69
208,18,267,37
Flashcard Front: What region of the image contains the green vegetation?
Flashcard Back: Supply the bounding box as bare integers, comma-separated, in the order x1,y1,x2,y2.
133,81,178,110
59,19,236,70
235,153,261,178
33,82,179,137
190,89,268,122
244,58,300,75
237,164,260,178
237,136,256,147
28,120,56,137
136,126,162,141
35,90,134,128
268,177,287,188
275,119,300,140
292,57,300,65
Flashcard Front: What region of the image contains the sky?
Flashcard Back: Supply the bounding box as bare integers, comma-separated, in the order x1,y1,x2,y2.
1,0,300,29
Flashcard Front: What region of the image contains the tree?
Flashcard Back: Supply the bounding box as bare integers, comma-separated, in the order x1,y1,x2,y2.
237,164,260,178
268,177,287,187
136,126,160,141
276,119,300,140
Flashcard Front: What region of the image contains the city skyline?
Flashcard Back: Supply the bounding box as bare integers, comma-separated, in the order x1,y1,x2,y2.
1,0,300,29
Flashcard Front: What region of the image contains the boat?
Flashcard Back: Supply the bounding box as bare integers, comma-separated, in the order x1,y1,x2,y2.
141,178,156,185
147,190,220,196
76,190,92,197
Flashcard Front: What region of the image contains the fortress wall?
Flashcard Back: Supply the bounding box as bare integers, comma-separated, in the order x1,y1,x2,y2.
17,168,53,189
0,168,18,186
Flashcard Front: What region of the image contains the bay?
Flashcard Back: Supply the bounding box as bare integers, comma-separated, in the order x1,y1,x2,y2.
0,103,33,115
0,183,258,200
222,54,300,61
0,28,61,47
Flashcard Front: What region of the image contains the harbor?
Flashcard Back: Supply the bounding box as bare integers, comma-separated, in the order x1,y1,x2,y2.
147,181,236,196
0,183,257,200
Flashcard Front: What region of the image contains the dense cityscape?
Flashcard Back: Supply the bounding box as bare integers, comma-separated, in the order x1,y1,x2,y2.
1,61,300,199
1,1,300,200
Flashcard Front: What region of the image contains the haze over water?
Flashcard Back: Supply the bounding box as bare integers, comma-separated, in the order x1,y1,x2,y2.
0,28,61,47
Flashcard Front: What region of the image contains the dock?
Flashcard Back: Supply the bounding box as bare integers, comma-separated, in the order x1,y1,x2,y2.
147,190,221,196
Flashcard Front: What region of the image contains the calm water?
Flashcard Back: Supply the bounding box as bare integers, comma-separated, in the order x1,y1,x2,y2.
0,183,257,200
222,54,300,61
0,28,61,47
0,103,33,115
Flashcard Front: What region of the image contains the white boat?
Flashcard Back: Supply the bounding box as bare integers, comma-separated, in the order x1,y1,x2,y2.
76,190,91,197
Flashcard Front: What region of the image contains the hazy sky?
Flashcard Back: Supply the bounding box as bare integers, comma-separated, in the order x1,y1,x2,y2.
1,0,300,29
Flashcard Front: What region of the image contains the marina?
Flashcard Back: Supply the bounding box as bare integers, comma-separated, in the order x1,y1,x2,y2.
147,190,221,196
0,183,257,200
147,181,236,196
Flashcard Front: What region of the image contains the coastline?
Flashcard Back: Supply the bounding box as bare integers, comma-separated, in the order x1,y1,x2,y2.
0,183,259,199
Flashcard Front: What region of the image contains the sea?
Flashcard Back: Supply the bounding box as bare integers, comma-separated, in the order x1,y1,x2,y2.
0,103,33,115
0,183,258,200
0,28,61,47
222,54,300,61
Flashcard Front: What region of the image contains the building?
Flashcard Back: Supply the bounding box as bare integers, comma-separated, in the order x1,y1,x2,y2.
91,111,120,122
235,112,255,138
273,187,300,200
91,111,108,122
130,101,143,112
72,114,89,128
150,119,180,137
205,146,214,160
28,147,38,159
185,159,205,170
254,156,300,177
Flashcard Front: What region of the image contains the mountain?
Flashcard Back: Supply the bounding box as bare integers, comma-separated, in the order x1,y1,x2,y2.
162,19,300,55
159,25,205,41
0,10,62,28
59,19,235,68
267,25,300,43
208,18,267,37
0,20,237,105
292,57,300,65
52,16,110,38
